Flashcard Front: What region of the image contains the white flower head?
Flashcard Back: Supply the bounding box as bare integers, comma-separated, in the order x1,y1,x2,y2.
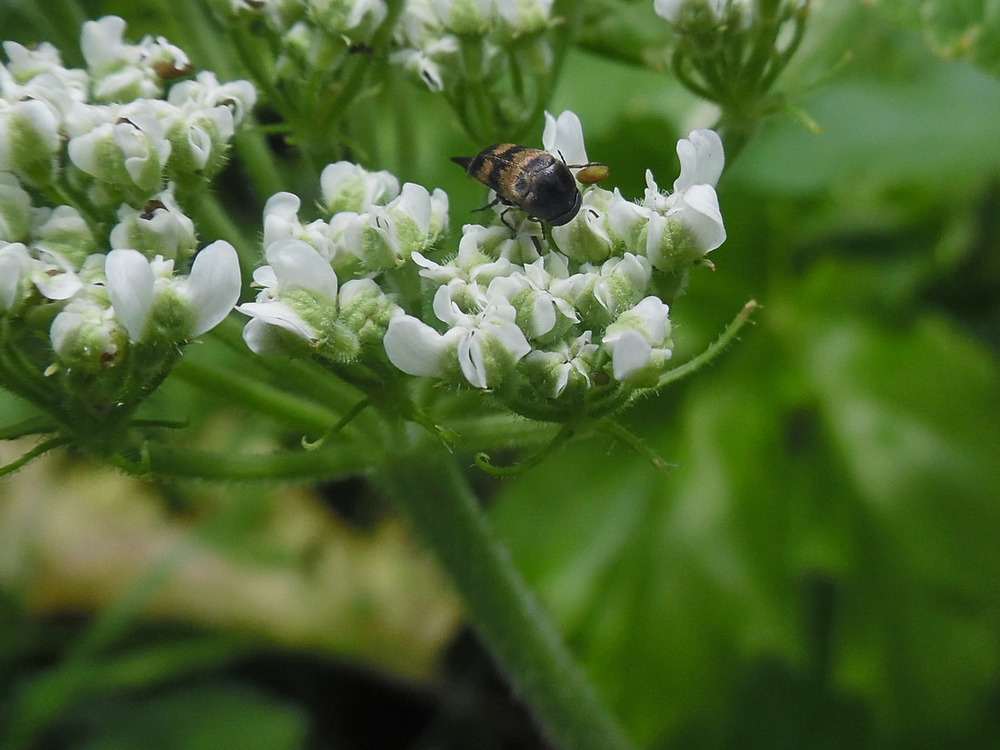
495,0,555,35
306,0,389,36
167,71,257,128
550,186,618,264
67,101,172,193
429,0,492,34
106,240,240,343
320,161,400,214
523,331,599,398
238,239,338,353
262,192,337,262
638,129,726,270
81,16,193,102
384,283,531,389
601,296,673,383
487,257,577,342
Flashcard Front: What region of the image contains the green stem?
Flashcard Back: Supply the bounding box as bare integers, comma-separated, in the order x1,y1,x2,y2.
646,298,759,394
172,357,346,435
376,440,636,750
141,441,368,480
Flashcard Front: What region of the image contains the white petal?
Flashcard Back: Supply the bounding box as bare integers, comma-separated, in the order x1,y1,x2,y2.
610,329,652,380
630,296,670,343
457,331,490,389
542,110,588,166
241,317,283,354
675,183,726,253
33,267,83,301
530,295,557,337
106,248,155,341
653,0,683,22
383,314,448,377
266,239,338,299
237,301,316,341
181,240,242,336
674,129,724,192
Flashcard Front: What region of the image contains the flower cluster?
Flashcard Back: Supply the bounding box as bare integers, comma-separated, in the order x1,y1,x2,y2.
204,0,558,147
238,163,448,364
654,0,807,28
384,112,724,418
655,0,811,111
0,17,252,429
240,111,725,423
391,0,555,93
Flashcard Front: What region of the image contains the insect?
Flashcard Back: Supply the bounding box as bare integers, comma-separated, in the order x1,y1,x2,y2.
451,144,607,227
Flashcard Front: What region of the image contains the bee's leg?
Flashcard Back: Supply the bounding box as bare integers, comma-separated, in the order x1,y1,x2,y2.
500,208,517,233
471,195,502,213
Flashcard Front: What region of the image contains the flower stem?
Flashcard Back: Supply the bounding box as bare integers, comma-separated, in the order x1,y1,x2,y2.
375,439,637,750
648,298,759,393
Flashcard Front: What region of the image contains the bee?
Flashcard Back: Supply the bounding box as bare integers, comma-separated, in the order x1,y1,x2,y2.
451,144,607,227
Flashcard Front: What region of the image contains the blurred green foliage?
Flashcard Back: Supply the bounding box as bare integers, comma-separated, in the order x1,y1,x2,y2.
2,0,1000,748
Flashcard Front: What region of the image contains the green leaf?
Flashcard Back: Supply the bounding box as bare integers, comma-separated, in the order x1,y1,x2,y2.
491,259,1000,745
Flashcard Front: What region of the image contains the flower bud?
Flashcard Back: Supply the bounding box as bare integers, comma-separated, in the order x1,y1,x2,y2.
50,296,127,372
0,98,61,184
31,205,98,267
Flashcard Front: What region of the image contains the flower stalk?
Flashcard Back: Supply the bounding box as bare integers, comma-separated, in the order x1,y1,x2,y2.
376,437,638,750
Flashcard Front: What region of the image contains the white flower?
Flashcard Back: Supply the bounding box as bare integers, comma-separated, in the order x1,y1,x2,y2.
109,187,197,261
550,186,617,264
67,102,172,191
495,0,554,35
238,238,339,352
105,240,240,342
429,0,492,34
602,296,672,382
635,129,726,269
167,71,257,127
261,192,337,262
576,252,652,321
306,0,389,36
384,283,531,389
487,256,577,340
523,331,599,397
27,248,84,301
81,16,192,102
1,40,89,117
412,225,514,287
320,161,400,214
